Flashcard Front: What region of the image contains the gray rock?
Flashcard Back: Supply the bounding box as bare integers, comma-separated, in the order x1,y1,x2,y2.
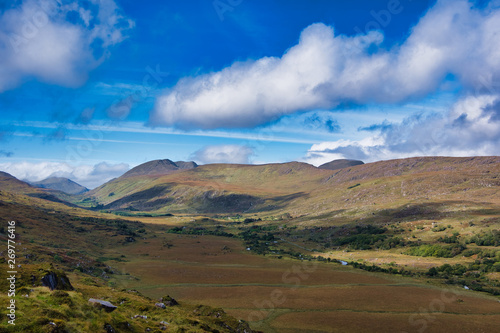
41,271,74,291
155,302,166,309
88,298,117,312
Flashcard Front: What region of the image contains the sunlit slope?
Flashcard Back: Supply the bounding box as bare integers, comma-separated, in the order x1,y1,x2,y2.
84,162,330,213
83,157,500,215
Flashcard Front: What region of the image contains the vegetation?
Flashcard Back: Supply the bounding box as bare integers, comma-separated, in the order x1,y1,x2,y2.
405,244,467,258
467,230,500,246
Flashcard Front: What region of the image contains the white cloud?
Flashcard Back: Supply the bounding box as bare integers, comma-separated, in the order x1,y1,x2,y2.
0,161,129,189
303,93,500,164
151,0,500,129
191,145,255,164
0,0,133,92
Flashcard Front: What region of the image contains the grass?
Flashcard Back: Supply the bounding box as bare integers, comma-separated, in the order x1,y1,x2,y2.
106,232,500,332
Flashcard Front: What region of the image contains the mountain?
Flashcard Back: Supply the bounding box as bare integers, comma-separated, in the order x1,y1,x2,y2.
31,177,89,195
0,171,37,193
319,159,364,170
0,172,80,207
81,156,500,217
121,159,198,178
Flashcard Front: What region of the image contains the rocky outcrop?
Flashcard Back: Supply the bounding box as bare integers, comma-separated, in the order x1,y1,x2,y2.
40,270,74,291
159,295,178,306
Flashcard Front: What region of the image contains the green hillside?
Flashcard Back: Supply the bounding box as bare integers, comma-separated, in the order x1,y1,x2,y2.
79,157,500,220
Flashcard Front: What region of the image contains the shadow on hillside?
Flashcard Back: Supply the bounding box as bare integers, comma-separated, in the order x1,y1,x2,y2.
194,191,309,213
307,209,348,221
255,192,309,213
103,185,173,211
374,201,500,222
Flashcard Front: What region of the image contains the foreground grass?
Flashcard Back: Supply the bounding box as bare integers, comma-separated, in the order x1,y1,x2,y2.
0,269,253,332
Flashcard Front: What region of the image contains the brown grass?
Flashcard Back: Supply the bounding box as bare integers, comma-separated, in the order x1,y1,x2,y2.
108,233,500,332
271,311,500,333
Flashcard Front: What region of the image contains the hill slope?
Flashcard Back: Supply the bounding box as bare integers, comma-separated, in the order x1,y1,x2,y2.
0,171,37,193
0,190,256,333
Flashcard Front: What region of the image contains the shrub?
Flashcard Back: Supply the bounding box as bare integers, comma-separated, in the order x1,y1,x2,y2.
405,244,466,258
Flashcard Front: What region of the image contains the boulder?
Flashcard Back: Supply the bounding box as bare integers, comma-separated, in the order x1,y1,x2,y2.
155,303,166,309
160,295,178,306
89,298,117,312
40,271,74,291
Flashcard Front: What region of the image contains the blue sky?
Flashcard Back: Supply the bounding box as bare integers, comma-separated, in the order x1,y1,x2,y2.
1,0,500,188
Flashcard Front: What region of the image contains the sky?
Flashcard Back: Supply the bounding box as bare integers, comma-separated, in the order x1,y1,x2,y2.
1,0,500,188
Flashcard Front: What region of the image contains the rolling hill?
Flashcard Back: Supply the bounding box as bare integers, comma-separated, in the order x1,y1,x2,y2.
79,156,500,219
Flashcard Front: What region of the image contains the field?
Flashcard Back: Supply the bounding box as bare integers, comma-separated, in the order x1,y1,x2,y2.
106,227,500,333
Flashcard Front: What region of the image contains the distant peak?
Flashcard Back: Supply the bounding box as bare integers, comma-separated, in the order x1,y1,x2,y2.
121,159,198,178
31,177,88,195
318,159,364,170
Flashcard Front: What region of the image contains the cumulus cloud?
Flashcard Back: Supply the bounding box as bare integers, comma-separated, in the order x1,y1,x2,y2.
303,93,500,165
191,145,255,164
0,161,129,189
0,0,133,92
151,0,500,129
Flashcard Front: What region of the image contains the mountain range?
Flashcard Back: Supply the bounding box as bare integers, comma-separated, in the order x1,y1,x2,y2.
1,156,499,220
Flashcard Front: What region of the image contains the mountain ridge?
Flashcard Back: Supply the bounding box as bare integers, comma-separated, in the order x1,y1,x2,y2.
121,159,198,178
79,156,500,216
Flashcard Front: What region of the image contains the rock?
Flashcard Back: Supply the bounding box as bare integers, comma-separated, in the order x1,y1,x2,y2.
41,271,74,291
132,315,147,319
155,303,166,309
160,295,178,306
104,323,116,333
88,298,117,312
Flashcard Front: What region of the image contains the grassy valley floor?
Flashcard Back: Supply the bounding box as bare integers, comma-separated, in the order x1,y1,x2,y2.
106,231,500,333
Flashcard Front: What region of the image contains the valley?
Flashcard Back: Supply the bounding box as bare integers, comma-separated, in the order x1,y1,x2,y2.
1,156,500,332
